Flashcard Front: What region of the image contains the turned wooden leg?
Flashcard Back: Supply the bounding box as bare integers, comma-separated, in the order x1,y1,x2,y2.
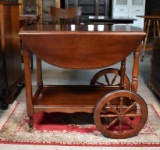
119,59,126,89
132,44,141,92
22,43,34,131
36,56,43,89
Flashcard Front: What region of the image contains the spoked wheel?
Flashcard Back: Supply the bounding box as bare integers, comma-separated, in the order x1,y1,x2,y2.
94,90,148,139
90,68,130,90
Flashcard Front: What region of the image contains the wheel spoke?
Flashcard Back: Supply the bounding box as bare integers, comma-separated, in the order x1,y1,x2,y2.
120,97,123,114
122,116,135,129
100,114,117,118
106,118,119,129
125,113,142,117
95,81,105,86
123,102,137,114
107,102,119,114
111,74,118,85
104,74,110,85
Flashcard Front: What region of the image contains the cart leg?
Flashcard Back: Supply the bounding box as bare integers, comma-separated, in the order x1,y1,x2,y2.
36,56,43,89
28,118,34,132
119,59,126,89
23,43,34,130
131,44,141,93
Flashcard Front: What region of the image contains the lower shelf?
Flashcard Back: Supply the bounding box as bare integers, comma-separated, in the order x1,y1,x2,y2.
33,85,119,113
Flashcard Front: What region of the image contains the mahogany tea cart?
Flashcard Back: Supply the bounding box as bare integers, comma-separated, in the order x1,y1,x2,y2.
19,24,148,139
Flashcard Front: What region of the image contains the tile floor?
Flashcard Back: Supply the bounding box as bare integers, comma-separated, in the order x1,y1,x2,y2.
0,50,160,150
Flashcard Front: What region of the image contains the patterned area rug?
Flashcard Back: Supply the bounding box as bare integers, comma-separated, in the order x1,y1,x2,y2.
0,102,160,146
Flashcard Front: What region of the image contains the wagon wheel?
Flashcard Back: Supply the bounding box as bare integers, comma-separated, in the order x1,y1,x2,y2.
90,68,130,90
94,90,148,139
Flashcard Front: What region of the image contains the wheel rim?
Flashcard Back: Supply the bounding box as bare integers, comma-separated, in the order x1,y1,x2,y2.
90,68,130,90
94,90,148,139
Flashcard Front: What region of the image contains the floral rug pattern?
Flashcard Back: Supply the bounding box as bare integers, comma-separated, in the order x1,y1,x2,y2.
0,102,160,146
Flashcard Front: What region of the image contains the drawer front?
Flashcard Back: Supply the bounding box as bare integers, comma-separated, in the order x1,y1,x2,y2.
129,7,144,14
114,7,128,13
113,12,129,17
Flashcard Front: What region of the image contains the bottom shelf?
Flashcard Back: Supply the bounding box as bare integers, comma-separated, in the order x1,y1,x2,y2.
33,85,119,113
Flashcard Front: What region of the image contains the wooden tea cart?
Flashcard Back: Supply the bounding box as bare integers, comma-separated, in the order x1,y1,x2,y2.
19,24,148,139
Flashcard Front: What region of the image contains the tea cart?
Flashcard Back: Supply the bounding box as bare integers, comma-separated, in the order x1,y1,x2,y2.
19,24,148,139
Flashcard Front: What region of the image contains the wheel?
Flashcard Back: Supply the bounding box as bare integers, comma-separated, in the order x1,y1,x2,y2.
90,68,130,90
94,90,148,139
